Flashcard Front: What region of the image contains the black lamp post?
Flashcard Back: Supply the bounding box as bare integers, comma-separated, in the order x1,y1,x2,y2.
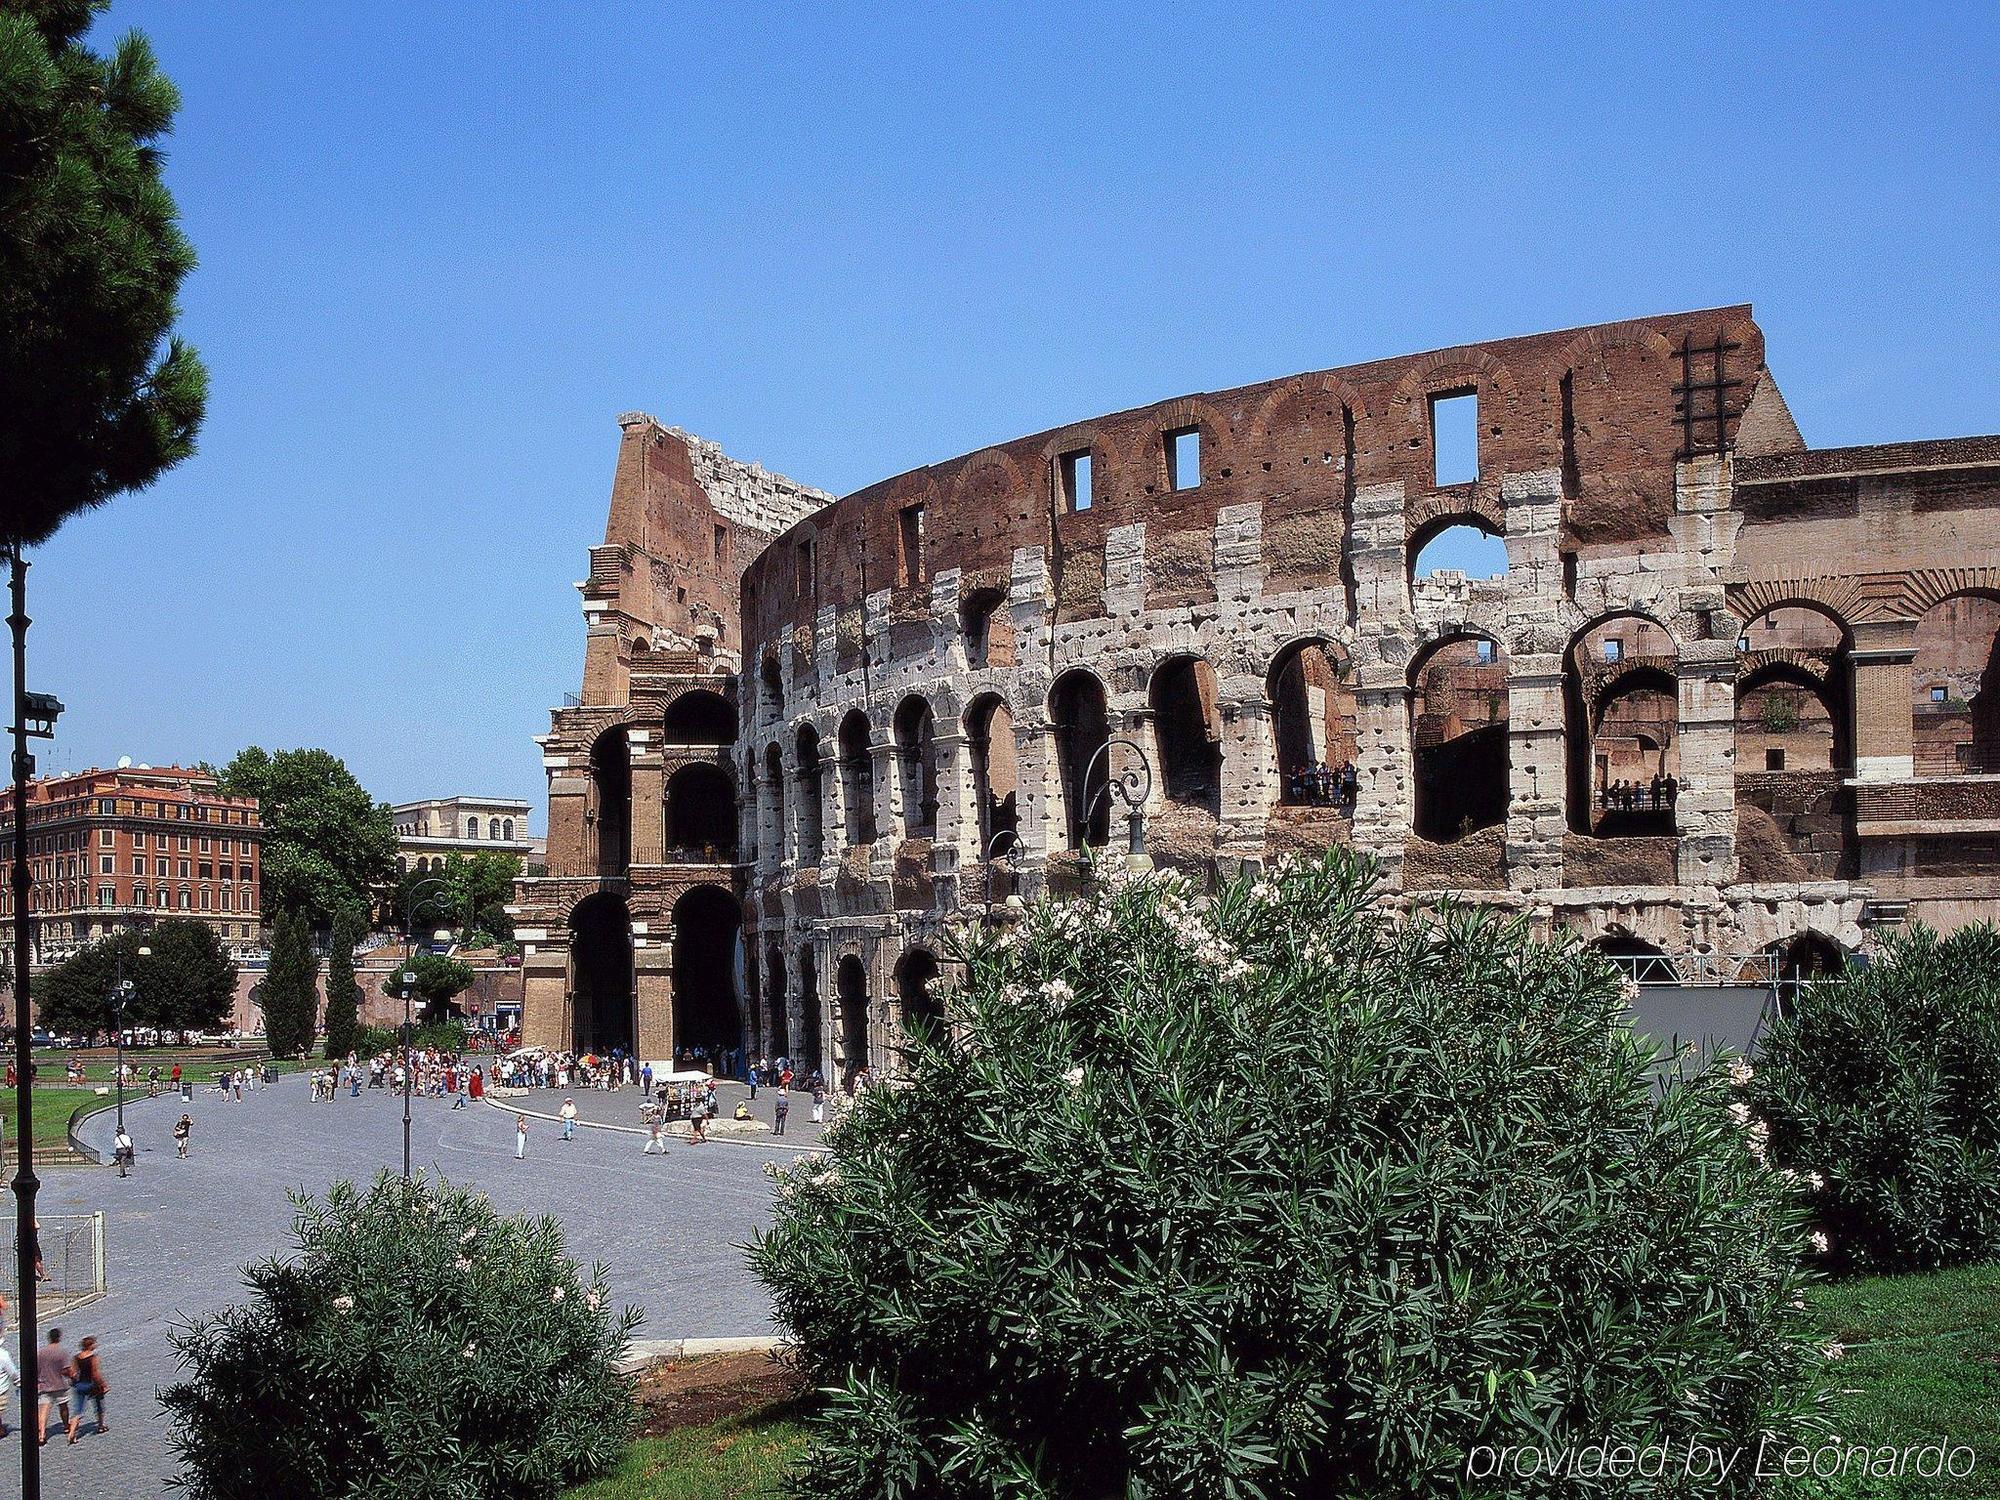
111,937,150,1140
399,875,450,1182
1079,736,1155,875
980,828,1022,923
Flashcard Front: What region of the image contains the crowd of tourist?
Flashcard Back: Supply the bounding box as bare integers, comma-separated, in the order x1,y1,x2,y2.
0,1296,111,1449
1600,773,1682,812
1286,760,1359,810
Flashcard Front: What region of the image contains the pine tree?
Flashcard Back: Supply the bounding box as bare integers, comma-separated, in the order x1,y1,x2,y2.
322,908,362,1059
260,908,317,1059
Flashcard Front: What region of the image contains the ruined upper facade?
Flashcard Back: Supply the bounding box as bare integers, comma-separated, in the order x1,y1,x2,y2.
514,306,2000,1078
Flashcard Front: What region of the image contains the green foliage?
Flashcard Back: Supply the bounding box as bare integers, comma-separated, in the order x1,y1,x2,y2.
215,747,396,932
321,908,363,1060
0,0,207,547
31,919,233,1036
753,851,1829,1499
258,907,318,1058
163,1171,640,1499
382,952,477,1026
398,851,522,942
1751,924,2000,1274
354,1018,469,1058
1760,693,1803,734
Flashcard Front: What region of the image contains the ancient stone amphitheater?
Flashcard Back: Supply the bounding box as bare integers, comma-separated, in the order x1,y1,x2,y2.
511,306,2000,1079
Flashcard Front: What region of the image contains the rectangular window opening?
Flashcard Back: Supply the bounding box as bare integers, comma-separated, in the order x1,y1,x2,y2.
1766,748,1786,771
1059,450,1093,511
1166,427,1200,491
899,503,926,586
1430,390,1479,487
712,524,728,564
1602,639,1624,663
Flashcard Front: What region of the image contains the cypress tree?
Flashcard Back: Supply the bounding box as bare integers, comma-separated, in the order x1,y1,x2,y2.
322,908,362,1059
260,908,316,1059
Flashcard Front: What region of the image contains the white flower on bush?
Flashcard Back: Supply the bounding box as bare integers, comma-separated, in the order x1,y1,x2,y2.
461,1342,478,1360
1810,1230,1831,1256
586,1289,603,1311
1040,978,1074,1004
550,1287,566,1303
1062,1066,1084,1087
1822,1342,1845,1361
1728,1100,1752,1127
1727,1057,1754,1086
1806,1171,1825,1192
453,1256,472,1272
1249,880,1278,904
459,1227,477,1244
1617,977,1641,1005
332,1295,354,1313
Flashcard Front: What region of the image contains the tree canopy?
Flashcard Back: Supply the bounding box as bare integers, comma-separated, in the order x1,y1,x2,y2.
396,851,520,943
34,919,235,1037
380,953,476,1028
0,0,206,548
216,747,396,932
321,908,363,1060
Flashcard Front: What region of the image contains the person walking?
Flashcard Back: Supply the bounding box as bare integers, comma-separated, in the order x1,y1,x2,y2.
773,1087,789,1137
559,1097,577,1142
453,1069,468,1110
811,1079,827,1125
35,1327,75,1446
0,1336,17,1439
172,1114,192,1159
747,1062,760,1100
642,1112,665,1155
514,1114,529,1160
69,1337,106,1438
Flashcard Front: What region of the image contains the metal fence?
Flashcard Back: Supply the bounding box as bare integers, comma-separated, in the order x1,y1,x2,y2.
1602,952,1779,988
1,1212,106,1315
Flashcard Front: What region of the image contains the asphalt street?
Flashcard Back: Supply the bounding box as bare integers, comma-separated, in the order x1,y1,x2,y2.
0,1071,785,1498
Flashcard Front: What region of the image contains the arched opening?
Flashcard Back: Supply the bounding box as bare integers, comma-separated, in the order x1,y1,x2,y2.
1149,655,1223,816
1410,517,1508,580
896,946,943,1046
503,819,514,841
588,727,631,876
1409,634,1508,841
838,710,878,846
666,763,737,861
1049,668,1111,849
893,695,939,839
764,943,789,1059
1564,614,1679,836
795,724,826,863
1733,604,1851,773
663,689,736,746
568,892,633,1056
1912,592,2000,775
835,953,869,1087
797,945,822,1074
764,743,787,861
1267,639,1357,807
670,885,740,1063
965,694,1019,854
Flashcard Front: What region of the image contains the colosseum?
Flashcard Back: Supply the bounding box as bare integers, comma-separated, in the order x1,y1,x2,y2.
511,305,2000,1079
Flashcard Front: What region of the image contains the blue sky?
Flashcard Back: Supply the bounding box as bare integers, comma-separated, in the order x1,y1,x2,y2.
26,2,2000,824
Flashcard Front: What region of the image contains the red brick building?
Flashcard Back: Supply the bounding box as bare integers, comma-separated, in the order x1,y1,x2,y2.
0,765,265,966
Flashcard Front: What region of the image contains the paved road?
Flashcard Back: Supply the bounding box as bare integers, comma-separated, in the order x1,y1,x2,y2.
0,1071,785,1498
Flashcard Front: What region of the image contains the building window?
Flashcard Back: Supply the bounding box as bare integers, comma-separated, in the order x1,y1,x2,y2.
1165,427,1201,491
1932,685,1949,702
156,858,168,877
99,829,112,847
99,855,112,874
1059,449,1093,511
1602,639,1624,663
1475,639,1496,665
179,888,191,910
713,523,729,564
899,503,926,586
488,817,499,839
1766,748,1786,770
98,887,113,908
1430,389,1479,486
179,859,190,878
466,819,479,839
503,819,514,841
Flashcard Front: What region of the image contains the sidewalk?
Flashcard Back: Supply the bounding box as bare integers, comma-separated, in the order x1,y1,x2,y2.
489,1076,833,1150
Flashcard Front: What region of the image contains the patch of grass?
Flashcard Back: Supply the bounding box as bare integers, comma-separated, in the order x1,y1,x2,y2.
1794,1262,2000,1496
0,1087,111,1149
565,1404,808,1500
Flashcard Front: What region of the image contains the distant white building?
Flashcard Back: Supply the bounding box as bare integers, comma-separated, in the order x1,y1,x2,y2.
393,796,544,874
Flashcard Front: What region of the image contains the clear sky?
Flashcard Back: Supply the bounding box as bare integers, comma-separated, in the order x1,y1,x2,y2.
25,2,2000,826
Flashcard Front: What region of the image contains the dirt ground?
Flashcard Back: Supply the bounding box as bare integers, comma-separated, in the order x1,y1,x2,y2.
632,1349,809,1435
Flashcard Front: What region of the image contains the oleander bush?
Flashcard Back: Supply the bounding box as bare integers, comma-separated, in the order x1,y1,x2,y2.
1751,923,2000,1274
752,850,1829,1499
164,1171,640,1499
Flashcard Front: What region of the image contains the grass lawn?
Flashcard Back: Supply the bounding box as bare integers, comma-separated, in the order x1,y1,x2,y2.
566,1404,808,1500
50,1051,300,1083
1802,1261,2000,1495
0,1086,113,1149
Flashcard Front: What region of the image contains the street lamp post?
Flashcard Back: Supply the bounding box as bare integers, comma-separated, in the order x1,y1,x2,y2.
111,938,151,1141
398,875,450,1183
1078,736,1155,875
980,828,1022,923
